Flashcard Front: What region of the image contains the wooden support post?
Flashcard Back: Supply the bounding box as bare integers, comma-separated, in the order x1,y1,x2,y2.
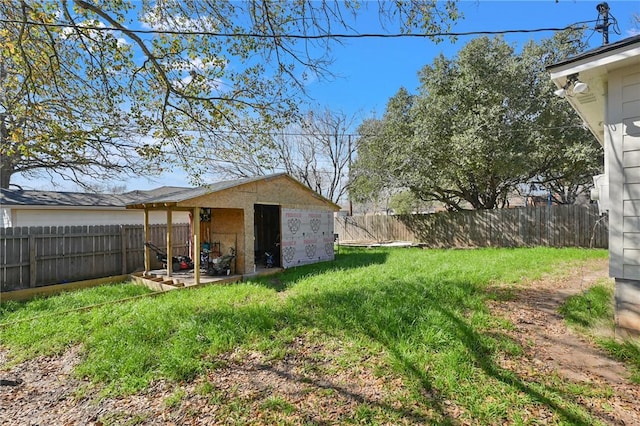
144,209,151,273
167,209,173,277
194,207,201,285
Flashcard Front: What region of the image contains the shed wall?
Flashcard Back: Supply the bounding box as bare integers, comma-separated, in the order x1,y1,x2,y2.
207,208,244,274
281,209,335,268
179,175,337,274
180,176,336,212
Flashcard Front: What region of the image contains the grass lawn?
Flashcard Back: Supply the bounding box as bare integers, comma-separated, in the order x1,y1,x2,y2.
0,282,154,323
1,246,629,424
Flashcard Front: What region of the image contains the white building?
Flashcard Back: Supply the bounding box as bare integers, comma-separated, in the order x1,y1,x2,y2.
548,34,640,338
1,186,191,227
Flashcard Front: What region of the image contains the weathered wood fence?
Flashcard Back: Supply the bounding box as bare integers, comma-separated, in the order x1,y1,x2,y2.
0,205,608,293
334,204,608,249
0,224,190,292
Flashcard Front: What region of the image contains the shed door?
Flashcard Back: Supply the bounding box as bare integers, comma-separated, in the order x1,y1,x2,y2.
281,209,334,268
254,204,280,267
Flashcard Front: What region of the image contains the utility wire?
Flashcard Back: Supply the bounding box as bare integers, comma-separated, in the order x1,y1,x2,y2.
584,7,621,45
12,122,589,139
0,18,595,39
148,123,595,164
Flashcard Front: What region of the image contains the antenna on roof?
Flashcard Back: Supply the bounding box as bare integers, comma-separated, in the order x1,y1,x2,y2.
595,2,610,45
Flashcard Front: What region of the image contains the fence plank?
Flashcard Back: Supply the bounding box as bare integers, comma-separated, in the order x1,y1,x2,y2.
336,205,608,250
29,234,36,287
1,223,190,292
1,206,607,293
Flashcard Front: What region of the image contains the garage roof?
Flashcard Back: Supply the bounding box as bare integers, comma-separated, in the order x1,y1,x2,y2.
0,186,190,208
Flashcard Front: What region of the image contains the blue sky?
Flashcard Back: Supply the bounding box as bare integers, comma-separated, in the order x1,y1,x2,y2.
14,0,640,192
306,0,640,120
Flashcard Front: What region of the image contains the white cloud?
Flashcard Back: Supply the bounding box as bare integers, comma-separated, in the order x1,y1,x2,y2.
166,56,228,92
59,19,130,49
140,4,218,33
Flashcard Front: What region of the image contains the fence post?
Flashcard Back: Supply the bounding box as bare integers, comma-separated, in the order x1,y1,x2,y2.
29,234,36,287
120,225,127,274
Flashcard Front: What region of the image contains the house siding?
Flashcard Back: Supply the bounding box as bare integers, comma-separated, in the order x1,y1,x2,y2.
549,35,640,337
622,70,640,279
4,208,190,227
608,68,640,279
609,67,640,337
1,208,13,228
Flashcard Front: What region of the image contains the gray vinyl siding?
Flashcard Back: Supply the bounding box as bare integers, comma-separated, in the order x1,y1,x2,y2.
611,68,640,279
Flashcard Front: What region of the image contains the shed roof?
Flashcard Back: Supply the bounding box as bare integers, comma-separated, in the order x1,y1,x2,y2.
126,173,341,210
0,186,191,208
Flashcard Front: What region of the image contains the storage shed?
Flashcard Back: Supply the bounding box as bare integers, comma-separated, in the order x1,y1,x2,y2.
127,173,340,283
548,34,640,337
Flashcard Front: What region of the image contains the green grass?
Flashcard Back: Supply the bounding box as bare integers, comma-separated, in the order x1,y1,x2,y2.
1,247,615,424
164,387,187,409
0,282,154,323
560,282,640,383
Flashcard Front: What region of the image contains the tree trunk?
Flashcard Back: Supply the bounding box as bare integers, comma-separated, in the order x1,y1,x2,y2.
0,155,15,189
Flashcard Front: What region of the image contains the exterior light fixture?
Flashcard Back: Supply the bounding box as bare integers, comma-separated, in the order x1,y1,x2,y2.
554,73,589,97
554,87,566,98
573,81,589,93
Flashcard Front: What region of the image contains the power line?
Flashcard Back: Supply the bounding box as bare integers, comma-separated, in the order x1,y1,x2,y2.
0,18,594,39
150,123,593,161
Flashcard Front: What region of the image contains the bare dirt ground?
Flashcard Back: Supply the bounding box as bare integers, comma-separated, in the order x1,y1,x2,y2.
1,258,639,425
488,258,639,425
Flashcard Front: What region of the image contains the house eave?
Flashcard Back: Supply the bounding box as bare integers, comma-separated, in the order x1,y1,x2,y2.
126,202,181,210
546,36,640,77
1,205,128,211
547,36,640,147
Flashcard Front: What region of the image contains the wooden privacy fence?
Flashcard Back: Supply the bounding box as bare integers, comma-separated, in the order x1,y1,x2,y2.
0,224,190,292
334,204,608,249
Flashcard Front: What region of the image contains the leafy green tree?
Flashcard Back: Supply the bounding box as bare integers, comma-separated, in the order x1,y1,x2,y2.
0,0,459,189
1,1,148,189
411,36,542,210
520,33,603,204
351,31,601,211
350,87,415,205
389,190,429,214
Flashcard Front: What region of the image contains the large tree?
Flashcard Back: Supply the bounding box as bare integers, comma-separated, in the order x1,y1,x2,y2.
350,87,415,206
411,36,543,210
0,0,459,189
520,34,603,204
351,31,602,211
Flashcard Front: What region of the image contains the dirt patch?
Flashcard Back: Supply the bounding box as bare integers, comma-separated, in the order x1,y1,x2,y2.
0,338,422,426
1,258,639,425
488,258,640,425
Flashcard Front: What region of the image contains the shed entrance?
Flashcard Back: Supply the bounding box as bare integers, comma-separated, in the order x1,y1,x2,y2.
254,204,281,267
